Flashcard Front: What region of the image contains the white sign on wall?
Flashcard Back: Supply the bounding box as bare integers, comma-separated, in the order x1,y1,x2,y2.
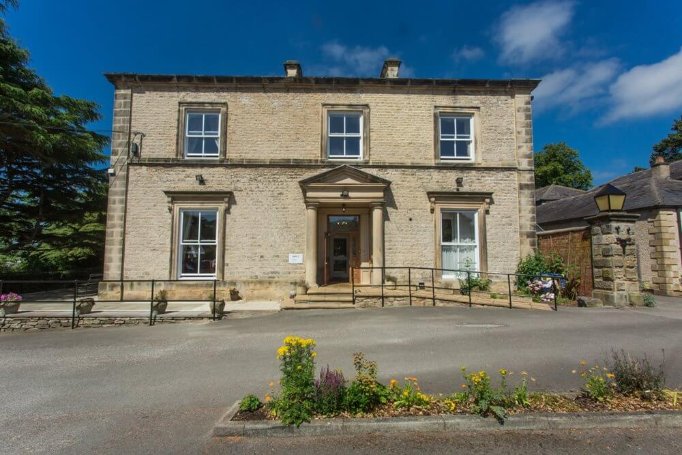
288,253,304,264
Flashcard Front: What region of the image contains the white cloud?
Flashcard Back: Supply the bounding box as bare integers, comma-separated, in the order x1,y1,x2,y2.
452,45,485,62
602,47,682,123
320,42,391,76
533,59,620,113
496,0,575,64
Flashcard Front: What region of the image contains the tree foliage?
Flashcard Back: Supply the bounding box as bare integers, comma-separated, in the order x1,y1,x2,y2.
650,115,682,166
0,2,108,272
534,142,593,190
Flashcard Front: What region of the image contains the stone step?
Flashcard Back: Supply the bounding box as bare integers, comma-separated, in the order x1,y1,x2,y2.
294,294,354,303
282,300,355,310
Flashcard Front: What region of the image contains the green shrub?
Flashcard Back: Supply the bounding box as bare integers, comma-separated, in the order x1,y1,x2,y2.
643,293,656,307
516,252,565,291
577,363,614,402
274,336,317,427
239,394,262,412
388,377,431,409
459,275,492,295
343,352,388,414
607,350,665,399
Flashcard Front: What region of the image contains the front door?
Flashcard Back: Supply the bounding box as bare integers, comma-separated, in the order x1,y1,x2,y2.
330,235,350,281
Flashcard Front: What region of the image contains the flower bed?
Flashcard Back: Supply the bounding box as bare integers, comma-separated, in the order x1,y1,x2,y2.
236,337,681,427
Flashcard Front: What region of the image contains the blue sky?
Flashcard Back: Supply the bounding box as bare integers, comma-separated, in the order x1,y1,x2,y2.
6,0,682,184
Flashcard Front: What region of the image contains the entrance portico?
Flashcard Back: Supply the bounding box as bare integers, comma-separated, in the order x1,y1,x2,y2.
300,166,390,287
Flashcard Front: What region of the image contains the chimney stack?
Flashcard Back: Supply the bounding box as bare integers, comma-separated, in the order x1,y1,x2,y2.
380,58,401,79
283,60,303,78
652,155,670,179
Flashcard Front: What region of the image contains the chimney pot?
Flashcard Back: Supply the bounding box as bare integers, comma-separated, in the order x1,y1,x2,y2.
283,60,303,78
652,155,670,179
380,58,401,79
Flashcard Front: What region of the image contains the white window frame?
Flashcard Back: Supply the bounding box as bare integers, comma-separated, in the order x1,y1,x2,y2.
184,111,221,158
438,114,474,161
178,209,218,279
440,209,479,278
327,111,363,160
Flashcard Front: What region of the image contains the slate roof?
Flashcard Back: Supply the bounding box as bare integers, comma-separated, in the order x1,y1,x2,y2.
535,184,586,205
537,161,682,226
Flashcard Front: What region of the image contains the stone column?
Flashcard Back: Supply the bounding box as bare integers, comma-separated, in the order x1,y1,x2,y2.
586,212,642,306
304,203,318,288
371,203,384,285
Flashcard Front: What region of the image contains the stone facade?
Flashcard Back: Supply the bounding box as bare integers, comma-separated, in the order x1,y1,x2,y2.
102,64,540,301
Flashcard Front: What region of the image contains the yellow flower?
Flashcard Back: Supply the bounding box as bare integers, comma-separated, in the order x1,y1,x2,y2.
389,379,398,388
264,394,272,403
461,384,467,389
606,373,615,379
403,390,409,397
499,369,508,376
311,352,317,358
269,381,275,388
580,360,587,366
520,371,528,376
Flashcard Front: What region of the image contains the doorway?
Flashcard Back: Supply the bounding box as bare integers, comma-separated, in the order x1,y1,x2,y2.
325,215,360,284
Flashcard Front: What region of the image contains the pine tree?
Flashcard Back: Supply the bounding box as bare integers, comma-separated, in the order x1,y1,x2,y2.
0,1,108,271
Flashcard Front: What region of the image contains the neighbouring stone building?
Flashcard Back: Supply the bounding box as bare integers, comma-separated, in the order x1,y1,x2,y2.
102,59,539,302
536,159,682,297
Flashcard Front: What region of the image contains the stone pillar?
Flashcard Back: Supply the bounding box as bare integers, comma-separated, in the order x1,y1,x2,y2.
649,209,682,295
514,93,538,259
371,203,384,285
586,212,642,306
304,203,318,288
103,88,132,281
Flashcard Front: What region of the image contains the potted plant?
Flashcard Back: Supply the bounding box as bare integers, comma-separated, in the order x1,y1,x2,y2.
385,275,397,290
153,289,168,314
76,298,96,315
295,280,308,296
208,292,226,318
0,292,22,316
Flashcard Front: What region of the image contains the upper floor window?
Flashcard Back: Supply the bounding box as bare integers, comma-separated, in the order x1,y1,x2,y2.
185,111,221,158
328,112,363,160
438,114,474,161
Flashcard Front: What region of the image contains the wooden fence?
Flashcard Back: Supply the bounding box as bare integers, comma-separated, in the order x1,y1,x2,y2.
537,227,593,296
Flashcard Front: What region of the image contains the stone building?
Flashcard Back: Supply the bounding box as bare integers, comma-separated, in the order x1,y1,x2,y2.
536,159,682,296
102,59,539,302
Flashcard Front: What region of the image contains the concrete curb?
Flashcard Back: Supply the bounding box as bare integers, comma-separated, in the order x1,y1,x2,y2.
213,401,682,437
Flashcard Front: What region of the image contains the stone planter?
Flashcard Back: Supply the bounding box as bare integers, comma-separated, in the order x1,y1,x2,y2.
76,298,95,315
229,289,241,301
0,302,20,316
210,299,226,317
152,300,168,314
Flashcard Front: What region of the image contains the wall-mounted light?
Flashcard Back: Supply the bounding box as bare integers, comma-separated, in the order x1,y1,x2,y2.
455,177,464,189
340,190,350,198
195,174,205,185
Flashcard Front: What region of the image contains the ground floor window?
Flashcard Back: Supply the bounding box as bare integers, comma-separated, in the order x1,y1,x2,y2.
441,209,478,276
178,209,218,278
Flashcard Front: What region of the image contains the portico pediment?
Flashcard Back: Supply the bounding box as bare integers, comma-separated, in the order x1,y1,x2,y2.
300,165,390,205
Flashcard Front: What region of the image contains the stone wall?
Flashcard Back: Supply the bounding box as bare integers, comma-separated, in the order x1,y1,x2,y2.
0,316,210,333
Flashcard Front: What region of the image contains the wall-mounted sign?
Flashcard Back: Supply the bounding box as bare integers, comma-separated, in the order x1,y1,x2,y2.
288,253,304,264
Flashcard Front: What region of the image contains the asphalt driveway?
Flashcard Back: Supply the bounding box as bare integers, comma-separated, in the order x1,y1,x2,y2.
1,299,681,454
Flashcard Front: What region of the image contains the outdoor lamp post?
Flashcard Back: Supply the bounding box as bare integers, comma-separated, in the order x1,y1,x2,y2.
594,184,626,212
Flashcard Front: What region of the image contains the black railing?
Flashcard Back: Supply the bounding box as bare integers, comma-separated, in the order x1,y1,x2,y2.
0,278,225,329
351,266,560,311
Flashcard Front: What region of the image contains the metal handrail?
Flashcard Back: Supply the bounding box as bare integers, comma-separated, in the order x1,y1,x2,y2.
350,266,560,311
